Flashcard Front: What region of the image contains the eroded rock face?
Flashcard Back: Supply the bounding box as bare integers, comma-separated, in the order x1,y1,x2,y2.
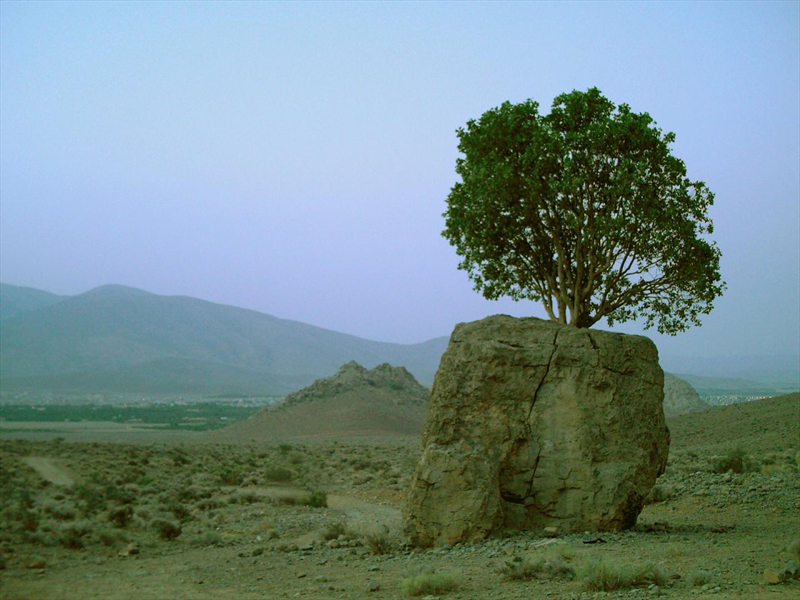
403,315,669,546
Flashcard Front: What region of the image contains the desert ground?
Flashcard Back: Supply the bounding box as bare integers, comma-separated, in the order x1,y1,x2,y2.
1,394,798,600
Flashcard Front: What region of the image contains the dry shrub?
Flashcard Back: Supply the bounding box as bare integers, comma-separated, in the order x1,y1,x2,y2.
580,559,667,591
501,547,575,581
364,532,393,555
711,447,756,474
689,570,714,586
402,569,460,596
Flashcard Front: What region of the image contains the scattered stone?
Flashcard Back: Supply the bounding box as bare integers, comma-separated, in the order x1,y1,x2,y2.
404,316,669,546
543,527,559,538
368,581,381,592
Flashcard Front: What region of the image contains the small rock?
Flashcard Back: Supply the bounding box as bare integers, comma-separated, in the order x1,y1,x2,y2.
368,565,380,572
763,570,782,585
25,558,46,569
368,581,381,592
543,526,559,538
297,573,307,579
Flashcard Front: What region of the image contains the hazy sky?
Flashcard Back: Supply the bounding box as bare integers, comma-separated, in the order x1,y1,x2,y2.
1,2,798,361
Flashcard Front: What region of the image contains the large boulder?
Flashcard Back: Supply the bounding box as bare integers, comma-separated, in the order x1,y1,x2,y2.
663,373,710,418
403,315,669,546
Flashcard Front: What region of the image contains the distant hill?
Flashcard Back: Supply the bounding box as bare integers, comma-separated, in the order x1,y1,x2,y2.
668,393,799,454
214,361,430,441
0,283,65,320
672,372,798,398
661,354,800,388
0,283,448,395
663,373,710,418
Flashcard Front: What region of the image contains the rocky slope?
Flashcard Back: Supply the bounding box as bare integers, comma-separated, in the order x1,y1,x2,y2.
215,362,430,441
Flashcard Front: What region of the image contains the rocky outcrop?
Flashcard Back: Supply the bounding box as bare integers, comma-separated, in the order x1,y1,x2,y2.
663,373,710,418
216,361,431,442
403,315,669,546
275,361,429,410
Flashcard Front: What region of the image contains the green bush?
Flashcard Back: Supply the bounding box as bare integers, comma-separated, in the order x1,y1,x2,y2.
152,518,182,541
108,505,133,528
98,528,127,547
264,467,293,482
58,520,93,550
402,569,460,596
217,467,245,486
302,490,327,508
44,501,78,521
711,447,755,474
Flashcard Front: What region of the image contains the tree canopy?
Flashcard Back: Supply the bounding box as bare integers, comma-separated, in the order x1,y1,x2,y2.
443,88,724,335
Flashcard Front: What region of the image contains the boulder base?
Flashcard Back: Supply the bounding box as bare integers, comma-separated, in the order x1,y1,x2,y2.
403,315,669,546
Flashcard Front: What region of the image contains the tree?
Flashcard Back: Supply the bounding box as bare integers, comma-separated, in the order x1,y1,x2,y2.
442,87,724,335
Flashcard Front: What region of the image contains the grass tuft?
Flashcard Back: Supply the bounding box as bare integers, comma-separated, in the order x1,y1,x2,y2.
402,569,460,596
579,558,667,591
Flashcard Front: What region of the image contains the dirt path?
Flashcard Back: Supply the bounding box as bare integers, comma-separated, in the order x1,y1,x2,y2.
21,457,77,486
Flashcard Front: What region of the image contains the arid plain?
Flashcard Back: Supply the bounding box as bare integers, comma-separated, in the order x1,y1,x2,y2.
1,391,798,600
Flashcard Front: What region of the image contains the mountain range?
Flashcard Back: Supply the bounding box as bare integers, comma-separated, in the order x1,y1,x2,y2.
1,282,797,398
0,283,447,395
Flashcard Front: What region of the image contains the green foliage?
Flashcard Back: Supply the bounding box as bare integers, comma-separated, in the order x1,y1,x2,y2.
151,518,182,541
402,569,460,596
264,467,293,482
0,403,260,430
107,505,133,528
579,559,667,591
711,447,755,474
302,490,328,508
442,87,724,335
98,527,127,547
218,467,245,486
58,520,93,549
